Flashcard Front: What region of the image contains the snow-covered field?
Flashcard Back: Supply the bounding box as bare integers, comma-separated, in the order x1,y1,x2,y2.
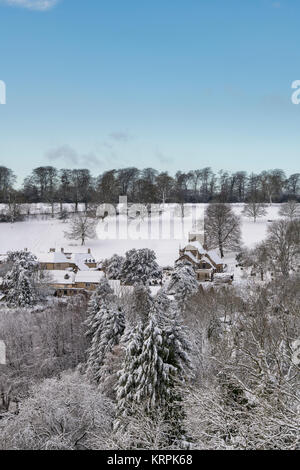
0,204,281,267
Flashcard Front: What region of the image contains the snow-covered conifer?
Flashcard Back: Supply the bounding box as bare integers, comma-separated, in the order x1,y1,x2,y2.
86,302,125,383
167,261,198,304
155,291,193,440
85,278,114,339
126,284,154,326
120,248,162,286
135,307,178,417
116,290,192,443
163,307,193,378
3,250,38,307
154,289,192,376
116,321,145,419
105,254,125,280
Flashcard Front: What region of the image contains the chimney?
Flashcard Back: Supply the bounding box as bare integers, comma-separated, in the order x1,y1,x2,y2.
88,248,91,254
61,248,64,253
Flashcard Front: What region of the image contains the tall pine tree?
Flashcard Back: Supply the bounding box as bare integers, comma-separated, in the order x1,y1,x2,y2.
167,261,198,305
115,289,192,445
85,278,114,340
120,248,162,286
86,301,125,383
105,254,125,280
3,250,38,307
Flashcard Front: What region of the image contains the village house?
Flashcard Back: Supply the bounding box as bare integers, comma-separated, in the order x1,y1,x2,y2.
74,270,105,291
36,246,102,296
38,247,97,272
48,270,105,297
38,250,74,271
46,270,76,297
177,238,224,282
61,246,97,269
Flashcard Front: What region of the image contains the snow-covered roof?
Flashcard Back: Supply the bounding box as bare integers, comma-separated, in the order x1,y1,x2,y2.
178,252,199,264
198,255,214,268
47,270,75,285
37,252,69,264
181,241,223,267
207,250,223,265
70,253,95,262
70,253,96,271
62,246,91,254
183,241,206,254
75,271,105,284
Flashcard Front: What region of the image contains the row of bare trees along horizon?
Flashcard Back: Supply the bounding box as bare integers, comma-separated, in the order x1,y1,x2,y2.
0,165,299,207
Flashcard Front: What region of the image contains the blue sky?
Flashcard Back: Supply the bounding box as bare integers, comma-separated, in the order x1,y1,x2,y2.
0,0,299,183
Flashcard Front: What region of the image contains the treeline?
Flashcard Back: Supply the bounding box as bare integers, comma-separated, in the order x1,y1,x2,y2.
0,165,299,206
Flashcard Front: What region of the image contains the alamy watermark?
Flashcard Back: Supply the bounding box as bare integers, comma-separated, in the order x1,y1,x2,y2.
0,340,6,365
96,196,205,241
0,80,6,104
291,80,300,104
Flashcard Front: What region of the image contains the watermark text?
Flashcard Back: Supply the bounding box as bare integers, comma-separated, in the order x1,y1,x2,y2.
0,80,6,104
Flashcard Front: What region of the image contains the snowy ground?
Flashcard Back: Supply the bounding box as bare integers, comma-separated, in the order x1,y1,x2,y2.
0,204,281,267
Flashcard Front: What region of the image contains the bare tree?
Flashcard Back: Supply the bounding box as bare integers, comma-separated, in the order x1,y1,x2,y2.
184,277,300,450
1,190,23,223
96,170,119,205
205,203,241,258
15,166,300,205
0,372,114,450
278,199,300,222
155,172,174,205
70,169,94,212
0,166,16,203
260,169,286,204
64,215,96,245
243,199,267,223
239,242,270,281
286,173,300,197
266,220,300,277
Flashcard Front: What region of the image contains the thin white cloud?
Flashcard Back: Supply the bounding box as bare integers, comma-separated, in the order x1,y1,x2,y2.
0,0,59,11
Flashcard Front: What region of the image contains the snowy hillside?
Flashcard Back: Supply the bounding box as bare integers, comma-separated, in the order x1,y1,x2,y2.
0,204,281,266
